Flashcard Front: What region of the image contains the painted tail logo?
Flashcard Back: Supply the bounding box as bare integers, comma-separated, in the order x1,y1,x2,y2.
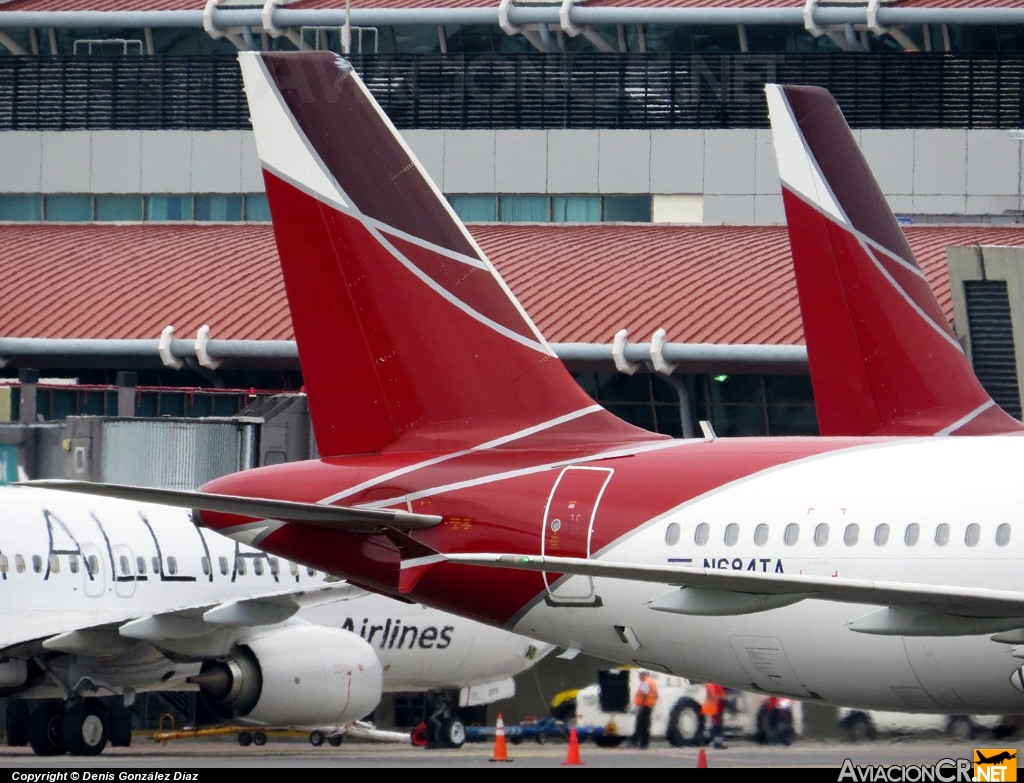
765,83,1023,437
239,52,657,456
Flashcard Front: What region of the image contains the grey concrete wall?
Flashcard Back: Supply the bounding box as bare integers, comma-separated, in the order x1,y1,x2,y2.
3,127,1023,224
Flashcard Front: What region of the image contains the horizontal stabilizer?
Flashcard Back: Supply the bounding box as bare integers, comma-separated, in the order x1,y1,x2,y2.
17,479,441,532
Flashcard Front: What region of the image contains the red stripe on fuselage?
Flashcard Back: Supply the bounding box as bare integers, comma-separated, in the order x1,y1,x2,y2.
200,435,867,625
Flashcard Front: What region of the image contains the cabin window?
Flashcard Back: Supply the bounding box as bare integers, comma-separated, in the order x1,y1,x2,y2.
935,524,950,546
137,556,147,575
219,556,229,576
68,555,79,574
254,558,265,576
665,522,680,546
843,524,859,546
724,523,739,546
904,523,920,546
874,524,890,546
48,554,60,573
783,523,799,546
306,566,317,577
269,557,280,577
235,557,247,576
152,556,160,574
86,555,98,576
813,523,829,546
0,554,8,574
201,556,211,576
118,555,131,575
754,523,769,546
996,523,1011,547
290,561,299,578
31,555,43,573
14,555,25,574
965,523,981,547
694,523,710,546
165,556,178,576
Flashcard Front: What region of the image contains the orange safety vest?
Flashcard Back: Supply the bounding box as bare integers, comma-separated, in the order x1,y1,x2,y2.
633,677,658,709
701,683,724,716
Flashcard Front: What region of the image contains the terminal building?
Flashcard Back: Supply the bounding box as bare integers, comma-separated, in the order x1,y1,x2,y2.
2,0,1024,738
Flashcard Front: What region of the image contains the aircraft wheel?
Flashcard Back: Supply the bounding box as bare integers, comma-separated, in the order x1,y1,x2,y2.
444,717,466,749
6,700,29,746
328,734,343,747
63,701,108,756
28,701,67,756
237,732,253,747
947,716,975,741
309,730,325,747
666,698,704,747
253,732,267,746
108,700,133,748
844,712,876,742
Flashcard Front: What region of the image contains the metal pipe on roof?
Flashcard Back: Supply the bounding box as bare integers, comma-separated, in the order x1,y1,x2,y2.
2,7,1024,30
0,337,808,374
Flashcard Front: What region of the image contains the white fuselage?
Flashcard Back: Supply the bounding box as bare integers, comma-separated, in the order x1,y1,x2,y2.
509,436,1024,714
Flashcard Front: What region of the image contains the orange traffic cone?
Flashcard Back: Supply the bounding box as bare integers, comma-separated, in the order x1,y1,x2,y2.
490,714,512,762
562,726,584,766
697,748,709,768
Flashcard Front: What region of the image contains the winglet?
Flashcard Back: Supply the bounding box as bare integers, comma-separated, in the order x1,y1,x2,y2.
766,83,1024,436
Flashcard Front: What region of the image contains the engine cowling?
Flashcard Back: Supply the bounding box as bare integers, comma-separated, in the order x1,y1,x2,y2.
190,624,382,726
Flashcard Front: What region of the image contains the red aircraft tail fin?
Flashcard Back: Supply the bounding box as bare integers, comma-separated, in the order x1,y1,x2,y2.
238,52,660,456
765,83,1023,436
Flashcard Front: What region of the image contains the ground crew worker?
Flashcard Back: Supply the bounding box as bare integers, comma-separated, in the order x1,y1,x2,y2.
628,671,659,748
702,682,728,749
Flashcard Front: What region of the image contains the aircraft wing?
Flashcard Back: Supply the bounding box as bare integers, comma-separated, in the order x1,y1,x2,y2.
6,580,361,656
442,553,1024,634
17,479,441,532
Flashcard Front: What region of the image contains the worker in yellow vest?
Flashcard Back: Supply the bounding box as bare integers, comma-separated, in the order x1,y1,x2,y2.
628,671,659,749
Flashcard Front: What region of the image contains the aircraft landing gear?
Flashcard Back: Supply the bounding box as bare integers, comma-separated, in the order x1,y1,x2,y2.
28,700,67,756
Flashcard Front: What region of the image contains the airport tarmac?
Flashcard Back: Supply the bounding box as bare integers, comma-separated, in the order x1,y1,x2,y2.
0,737,1004,770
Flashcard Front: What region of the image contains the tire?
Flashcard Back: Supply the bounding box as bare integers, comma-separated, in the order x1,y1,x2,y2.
328,734,343,747
6,700,29,747
62,701,108,757
666,698,704,747
253,732,267,746
309,730,325,747
237,732,253,747
28,701,67,756
444,717,466,749
108,700,133,748
844,712,876,742
947,716,975,741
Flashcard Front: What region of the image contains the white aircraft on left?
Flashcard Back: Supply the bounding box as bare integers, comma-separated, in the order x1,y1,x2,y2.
0,483,555,757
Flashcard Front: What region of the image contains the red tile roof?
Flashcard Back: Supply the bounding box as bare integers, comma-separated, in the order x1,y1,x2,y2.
2,222,1023,347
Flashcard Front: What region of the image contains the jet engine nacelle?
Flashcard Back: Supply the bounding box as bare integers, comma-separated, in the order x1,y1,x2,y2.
191,624,382,727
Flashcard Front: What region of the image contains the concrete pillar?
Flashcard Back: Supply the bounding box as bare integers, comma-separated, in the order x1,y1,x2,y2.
117,371,138,417
18,368,38,424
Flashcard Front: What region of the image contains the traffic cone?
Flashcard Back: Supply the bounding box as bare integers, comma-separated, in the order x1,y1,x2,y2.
697,748,708,768
562,726,584,765
490,714,512,762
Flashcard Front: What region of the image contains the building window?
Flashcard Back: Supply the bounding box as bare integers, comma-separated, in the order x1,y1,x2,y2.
146,195,193,221
44,194,92,221
195,194,244,221
0,195,42,221
96,195,143,221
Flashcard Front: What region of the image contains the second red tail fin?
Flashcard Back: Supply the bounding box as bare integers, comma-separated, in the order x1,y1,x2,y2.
766,83,1023,436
